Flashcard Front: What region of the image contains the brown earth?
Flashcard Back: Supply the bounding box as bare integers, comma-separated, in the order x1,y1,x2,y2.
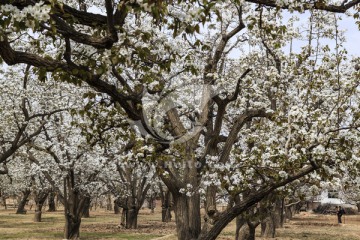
0,207,359,239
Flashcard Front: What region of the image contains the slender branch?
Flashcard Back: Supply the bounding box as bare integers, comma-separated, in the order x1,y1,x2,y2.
227,68,252,102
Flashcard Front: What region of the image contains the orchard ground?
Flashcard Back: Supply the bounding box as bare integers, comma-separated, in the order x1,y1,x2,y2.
0,207,360,239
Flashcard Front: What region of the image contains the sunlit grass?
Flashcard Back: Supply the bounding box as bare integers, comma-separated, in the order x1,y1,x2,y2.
0,209,167,239
0,208,359,239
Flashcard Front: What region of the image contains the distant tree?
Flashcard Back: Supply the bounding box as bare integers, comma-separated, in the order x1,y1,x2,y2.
1,1,360,240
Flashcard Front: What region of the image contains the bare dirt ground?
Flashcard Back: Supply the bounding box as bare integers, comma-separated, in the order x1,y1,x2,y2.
0,207,359,239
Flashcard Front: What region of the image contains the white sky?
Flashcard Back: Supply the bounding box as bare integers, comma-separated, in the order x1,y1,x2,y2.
87,5,359,56
339,16,360,56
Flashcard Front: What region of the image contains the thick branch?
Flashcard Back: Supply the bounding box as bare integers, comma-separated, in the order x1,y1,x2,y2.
244,0,360,13
52,16,117,49
199,164,318,240
219,109,272,164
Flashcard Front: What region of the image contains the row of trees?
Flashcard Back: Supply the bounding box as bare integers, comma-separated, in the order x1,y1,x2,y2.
1,0,360,239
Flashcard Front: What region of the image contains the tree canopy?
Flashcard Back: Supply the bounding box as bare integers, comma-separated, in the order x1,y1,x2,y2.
1,0,360,239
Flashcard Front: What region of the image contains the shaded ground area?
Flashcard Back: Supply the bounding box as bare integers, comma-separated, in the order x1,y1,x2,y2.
270,212,360,240
0,208,359,239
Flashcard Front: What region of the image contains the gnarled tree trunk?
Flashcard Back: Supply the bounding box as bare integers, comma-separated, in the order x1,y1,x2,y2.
173,193,201,240
16,189,31,214
81,197,91,218
47,189,56,212
63,174,87,240
235,215,247,240
65,213,81,240
34,190,49,222
261,215,276,238
114,200,120,214
161,190,172,222
126,207,139,229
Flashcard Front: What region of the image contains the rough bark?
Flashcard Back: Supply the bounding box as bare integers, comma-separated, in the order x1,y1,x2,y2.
198,165,317,240
148,194,156,213
160,190,172,222
237,222,258,240
235,215,247,240
34,190,49,222
65,213,81,240
81,197,91,218
47,189,56,212
126,207,139,229
106,194,113,211
202,185,219,235
16,189,31,214
121,208,126,226
114,200,120,214
63,174,87,239
173,193,201,240
261,215,275,238
0,190,6,210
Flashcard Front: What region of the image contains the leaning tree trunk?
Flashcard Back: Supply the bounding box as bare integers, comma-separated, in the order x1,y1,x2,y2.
34,191,49,222
16,189,31,214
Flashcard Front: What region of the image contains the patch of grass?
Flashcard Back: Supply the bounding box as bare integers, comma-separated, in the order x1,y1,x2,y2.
81,232,163,239
1,208,360,239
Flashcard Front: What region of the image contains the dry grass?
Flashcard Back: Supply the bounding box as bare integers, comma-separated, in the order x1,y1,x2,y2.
0,207,359,239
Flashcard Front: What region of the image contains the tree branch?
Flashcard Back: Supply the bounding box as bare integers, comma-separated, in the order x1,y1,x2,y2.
244,0,360,13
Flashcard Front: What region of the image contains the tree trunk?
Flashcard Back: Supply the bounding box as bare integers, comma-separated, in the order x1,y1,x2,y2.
65,213,81,240
34,205,42,222
126,207,139,229
280,198,285,228
202,185,218,234
106,194,112,211
34,191,49,222
1,195,6,210
16,189,31,214
47,190,56,212
285,205,294,220
247,222,257,240
63,174,87,240
261,215,275,238
121,208,126,227
82,197,91,218
356,203,360,212
237,223,257,240
114,200,120,214
173,193,201,240
235,216,246,240
161,190,172,222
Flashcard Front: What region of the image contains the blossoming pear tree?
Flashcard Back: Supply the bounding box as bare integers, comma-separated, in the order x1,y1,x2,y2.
0,65,65,174
1,1,360,240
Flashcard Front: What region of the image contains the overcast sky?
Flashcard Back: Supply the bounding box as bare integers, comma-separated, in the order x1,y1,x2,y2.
339,16,360,57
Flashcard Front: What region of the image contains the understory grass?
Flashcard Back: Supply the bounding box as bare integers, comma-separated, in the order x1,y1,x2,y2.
0,208,360,239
